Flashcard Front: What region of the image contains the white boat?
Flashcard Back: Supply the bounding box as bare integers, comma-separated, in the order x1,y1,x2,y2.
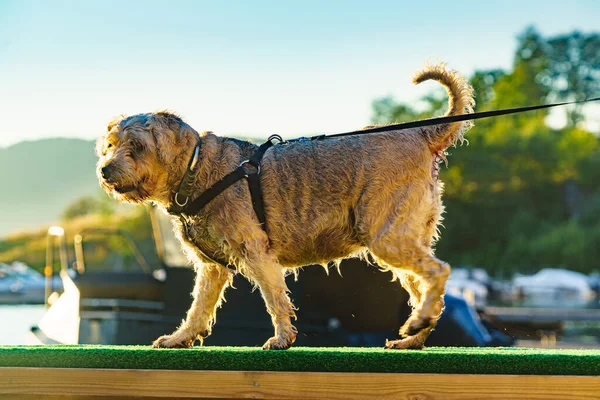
513,268,594,301
0,262,62,304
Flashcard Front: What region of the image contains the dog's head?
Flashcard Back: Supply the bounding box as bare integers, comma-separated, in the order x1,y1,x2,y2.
96,111,197,204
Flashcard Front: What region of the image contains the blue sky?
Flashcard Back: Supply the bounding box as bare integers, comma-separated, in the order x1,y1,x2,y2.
0,0,599,147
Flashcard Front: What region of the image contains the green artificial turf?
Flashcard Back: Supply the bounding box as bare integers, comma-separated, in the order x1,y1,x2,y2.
0,346,598,376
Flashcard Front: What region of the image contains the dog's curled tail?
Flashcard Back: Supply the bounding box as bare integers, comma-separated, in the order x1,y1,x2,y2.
413,63,475,151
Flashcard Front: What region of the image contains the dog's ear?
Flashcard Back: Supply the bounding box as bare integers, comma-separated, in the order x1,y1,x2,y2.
147,113,177,163
147,111,196,163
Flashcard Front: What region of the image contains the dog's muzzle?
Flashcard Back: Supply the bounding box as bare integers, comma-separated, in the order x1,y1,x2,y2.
101,164,117,183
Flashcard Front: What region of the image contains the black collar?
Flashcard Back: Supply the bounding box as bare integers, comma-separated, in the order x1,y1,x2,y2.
168,138,202,215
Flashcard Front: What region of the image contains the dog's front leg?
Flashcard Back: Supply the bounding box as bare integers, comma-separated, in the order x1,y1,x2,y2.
153,263,232,348
244,253,297,350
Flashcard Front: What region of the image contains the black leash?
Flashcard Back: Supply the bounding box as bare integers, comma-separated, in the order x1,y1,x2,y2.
288,96,600,142
169,96,600,270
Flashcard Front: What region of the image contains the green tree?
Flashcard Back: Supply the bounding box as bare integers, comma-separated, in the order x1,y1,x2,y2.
544,31,600,125
62,193,115,220
514,26,600,126
470,69,505,111
370,96,419,125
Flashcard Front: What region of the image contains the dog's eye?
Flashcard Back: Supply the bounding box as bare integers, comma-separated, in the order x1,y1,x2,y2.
107,143,113,149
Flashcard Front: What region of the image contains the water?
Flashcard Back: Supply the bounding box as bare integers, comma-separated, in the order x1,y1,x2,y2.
0,304,46,345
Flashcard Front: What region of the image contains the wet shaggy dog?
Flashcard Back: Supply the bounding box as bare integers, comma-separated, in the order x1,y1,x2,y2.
96,63,474,350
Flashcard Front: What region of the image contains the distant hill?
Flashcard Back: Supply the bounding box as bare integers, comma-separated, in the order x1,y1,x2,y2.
0,138,100,237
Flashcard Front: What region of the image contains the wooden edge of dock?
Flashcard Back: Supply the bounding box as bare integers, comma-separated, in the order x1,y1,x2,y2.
1,367,599,399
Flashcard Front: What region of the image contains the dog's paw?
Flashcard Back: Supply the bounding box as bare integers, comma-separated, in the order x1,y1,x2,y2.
152,332,195,349
399,315,436,338
384,337,425,350
262,336,293,350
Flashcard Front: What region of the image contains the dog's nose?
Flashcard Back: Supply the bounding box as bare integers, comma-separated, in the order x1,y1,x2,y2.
101,164,115,181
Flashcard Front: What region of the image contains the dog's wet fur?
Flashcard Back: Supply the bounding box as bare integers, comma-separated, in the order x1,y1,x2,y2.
96,63,474,350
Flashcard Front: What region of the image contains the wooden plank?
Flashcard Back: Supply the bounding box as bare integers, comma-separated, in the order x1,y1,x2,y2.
0,367,598,400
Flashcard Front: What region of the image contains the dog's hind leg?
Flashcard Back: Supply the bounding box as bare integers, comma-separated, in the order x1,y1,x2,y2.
370,237,450,349
153,263,232,348
242,251,297,350
385,325,434,349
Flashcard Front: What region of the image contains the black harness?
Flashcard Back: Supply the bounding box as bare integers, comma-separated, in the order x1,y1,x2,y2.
167,97,600,270
167,134,283,269
168,135,282,222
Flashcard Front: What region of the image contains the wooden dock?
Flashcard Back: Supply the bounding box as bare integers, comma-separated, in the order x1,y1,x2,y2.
0,346,598,399
1,367,599,399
